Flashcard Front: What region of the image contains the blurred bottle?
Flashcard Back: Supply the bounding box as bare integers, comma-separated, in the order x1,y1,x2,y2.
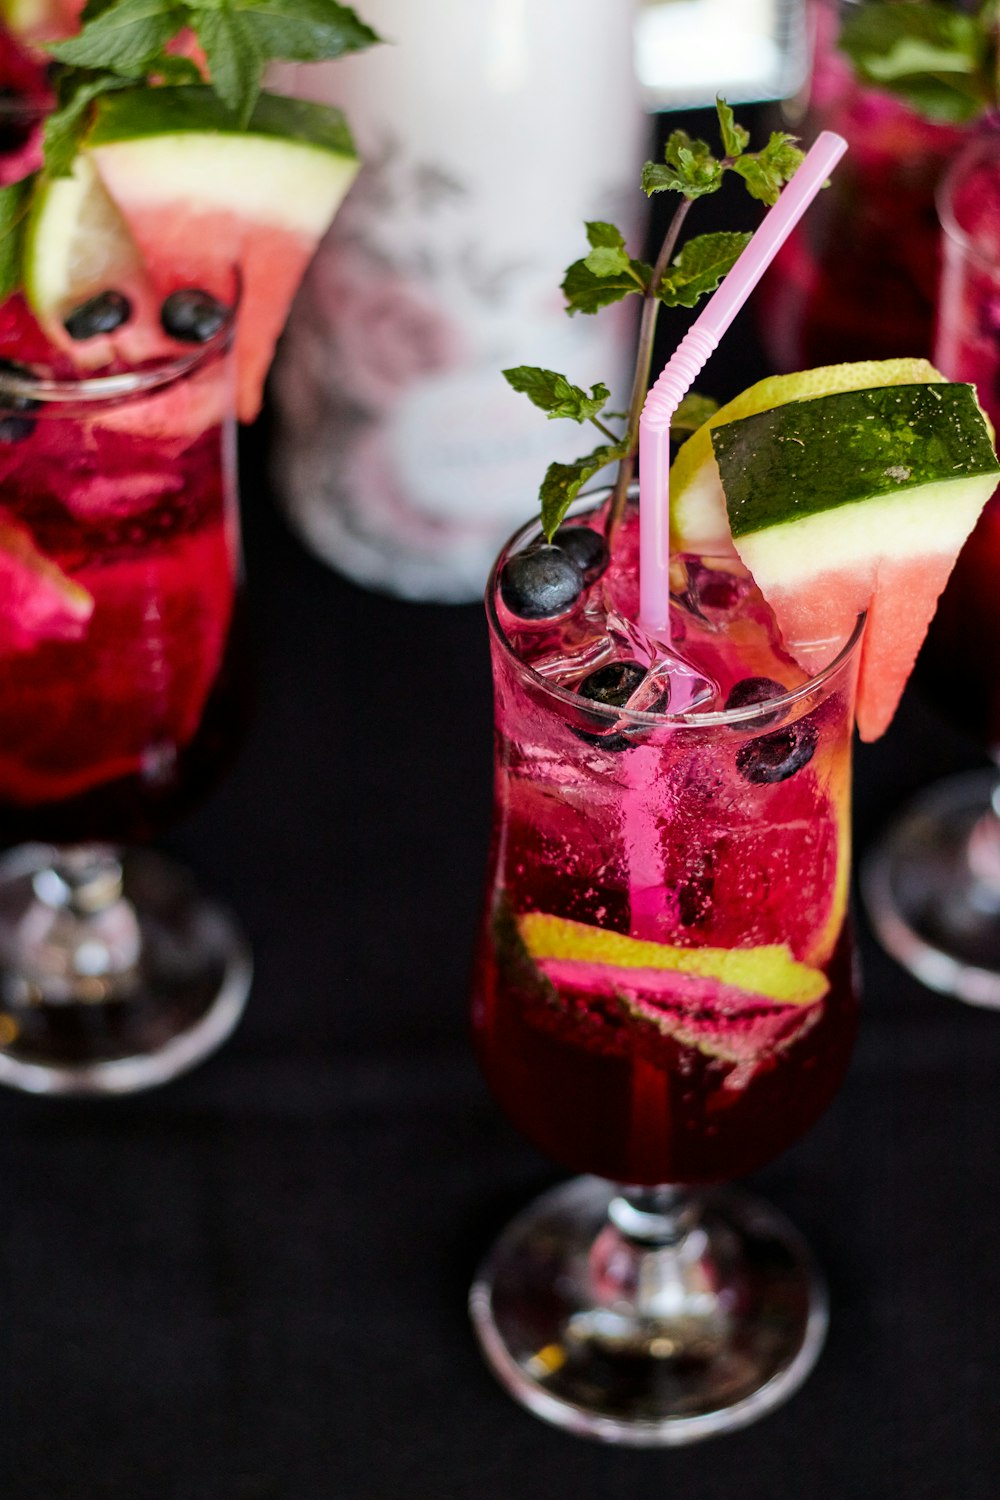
758,0,965,370
269,0,643,602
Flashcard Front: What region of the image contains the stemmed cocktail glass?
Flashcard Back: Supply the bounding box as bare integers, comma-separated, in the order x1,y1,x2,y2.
0,286,251,1093
864,128,1000,1007
470,491,863,1443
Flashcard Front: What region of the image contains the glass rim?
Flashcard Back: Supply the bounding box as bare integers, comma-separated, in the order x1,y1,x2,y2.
0,279,240,407
485,494,866,731
936,127,1000,275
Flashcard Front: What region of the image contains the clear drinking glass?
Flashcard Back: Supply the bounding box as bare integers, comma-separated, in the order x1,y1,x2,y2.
0,296,251,1093
864,128,1000,1008
470,495,863,1443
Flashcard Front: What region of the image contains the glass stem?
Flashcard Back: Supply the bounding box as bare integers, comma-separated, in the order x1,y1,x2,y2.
577,1184,729,1360
966,780,1000,893
608,1184,688,1246
13,844,141,1004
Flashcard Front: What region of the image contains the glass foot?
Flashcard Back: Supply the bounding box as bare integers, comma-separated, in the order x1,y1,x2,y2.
0,844,251,1095
469,1175,827,1446
863,770,1000,1009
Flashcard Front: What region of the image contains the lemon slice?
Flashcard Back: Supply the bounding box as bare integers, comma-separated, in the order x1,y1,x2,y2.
669,357,948,554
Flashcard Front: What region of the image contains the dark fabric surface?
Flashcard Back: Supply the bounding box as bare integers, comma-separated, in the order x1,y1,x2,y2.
5,105,1000,1498
1,419,998,1499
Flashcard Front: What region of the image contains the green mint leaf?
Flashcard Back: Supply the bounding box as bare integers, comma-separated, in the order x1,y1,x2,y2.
643,129,724,199
584,245,632,277
562,254,650,314
670,391,719,438
540,441,629,540
146,50,204,83
503,367,611,424
0,176,34,301
81,0,123,18
657,231,751,309
585,221,626,251
218,0,380,64
839,2,989,123
193,4,264,124
732,133,804,205
47,0,187,74
44,69,133,176
716,97,748,158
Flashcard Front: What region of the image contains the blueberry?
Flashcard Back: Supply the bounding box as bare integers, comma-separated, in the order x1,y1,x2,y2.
725,675,787,726
0,359,39,441
575,660,669,753
553,523,609,582
0,87,36,153
736,720,818,785
161,289,228,343
63,290,132,340
499,545,583,620
579,660,647,708
0,414,35,443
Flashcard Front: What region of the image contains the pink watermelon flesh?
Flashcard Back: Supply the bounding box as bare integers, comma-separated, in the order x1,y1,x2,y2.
0,513,92,653
537,957,821,1071
88,197,316,422
760,549,968,742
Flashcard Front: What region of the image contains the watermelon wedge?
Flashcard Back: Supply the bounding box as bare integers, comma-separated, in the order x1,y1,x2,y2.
516,912,827,1071
669,357,947,556
24,87,360,421
711,383,1000,742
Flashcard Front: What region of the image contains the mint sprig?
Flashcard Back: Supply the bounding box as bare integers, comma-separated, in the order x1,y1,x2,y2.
0,179,35,302
507,99,805,540
838,1,996,124
43,0,379,163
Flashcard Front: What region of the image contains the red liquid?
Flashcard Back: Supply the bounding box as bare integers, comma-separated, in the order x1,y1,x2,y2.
0,302,243,844
920,142,1000,748
473,507,859,1187
474,919,856,1187
758,4,962,370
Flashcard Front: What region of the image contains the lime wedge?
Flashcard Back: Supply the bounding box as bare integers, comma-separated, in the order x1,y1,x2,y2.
670,357,947,554
23,154,150,364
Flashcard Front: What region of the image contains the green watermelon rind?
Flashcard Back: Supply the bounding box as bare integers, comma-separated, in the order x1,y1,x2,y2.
87,86,357,162
712,384,1000,541
668,358,949,554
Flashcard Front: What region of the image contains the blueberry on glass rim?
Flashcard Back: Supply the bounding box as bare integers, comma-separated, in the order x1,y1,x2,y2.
736,719,818,785
62,290,132,340
499,544,583,621
553,522,609,583
161,289,228,344
574,660,669,753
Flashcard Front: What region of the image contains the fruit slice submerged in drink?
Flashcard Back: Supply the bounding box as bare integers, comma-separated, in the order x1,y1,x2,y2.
516,912,827,1075
0,508,93,651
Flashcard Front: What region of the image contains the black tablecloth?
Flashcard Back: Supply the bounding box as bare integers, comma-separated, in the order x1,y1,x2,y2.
1,416,996,1499
5,110,1000,1498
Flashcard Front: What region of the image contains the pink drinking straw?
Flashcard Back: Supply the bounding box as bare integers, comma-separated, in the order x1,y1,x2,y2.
637,130,849,634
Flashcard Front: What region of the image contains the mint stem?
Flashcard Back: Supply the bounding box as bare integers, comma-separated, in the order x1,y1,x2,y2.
590,414,621,443
606,195,694,540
